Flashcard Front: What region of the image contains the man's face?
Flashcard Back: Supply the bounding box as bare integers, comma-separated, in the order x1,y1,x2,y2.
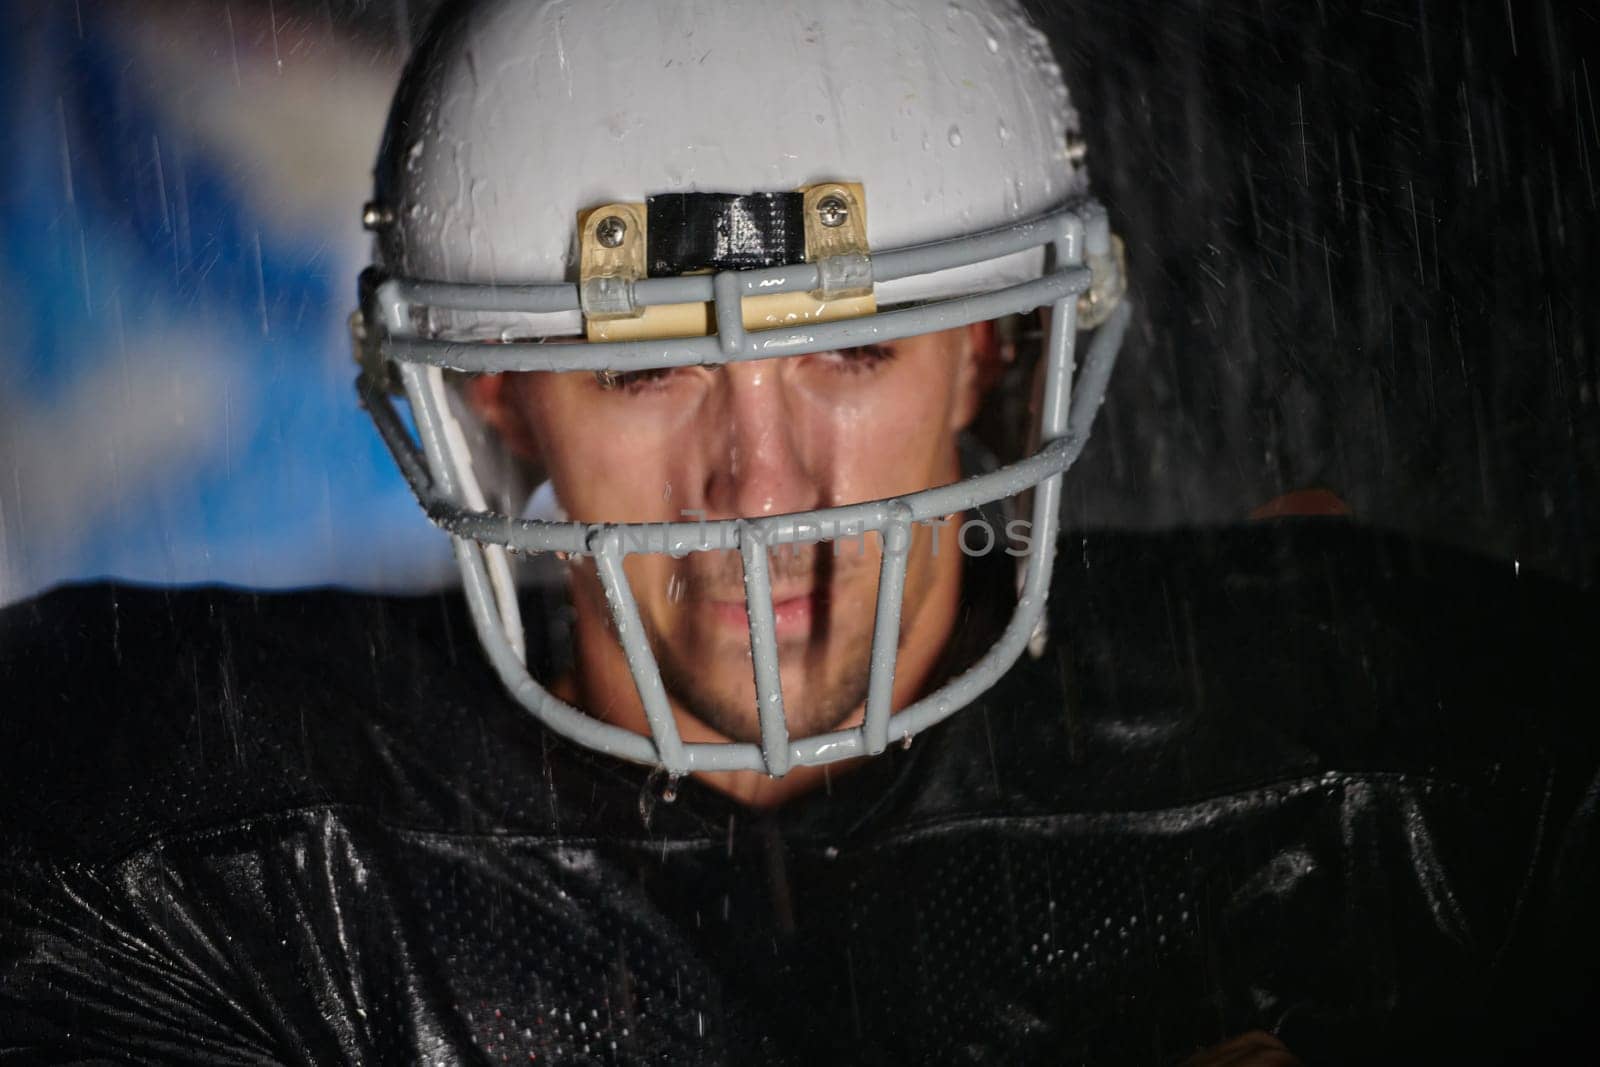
477,324,990,744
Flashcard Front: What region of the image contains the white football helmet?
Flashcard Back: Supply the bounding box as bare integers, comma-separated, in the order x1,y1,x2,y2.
353,0,1129,777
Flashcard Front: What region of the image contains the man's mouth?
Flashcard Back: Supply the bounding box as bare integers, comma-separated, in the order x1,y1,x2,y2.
708,590,824,638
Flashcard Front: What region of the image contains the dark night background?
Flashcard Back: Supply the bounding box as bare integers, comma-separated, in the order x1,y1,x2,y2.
1049,0,1598,587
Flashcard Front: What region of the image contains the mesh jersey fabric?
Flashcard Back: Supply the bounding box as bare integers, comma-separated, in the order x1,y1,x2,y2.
1,521,1596,1065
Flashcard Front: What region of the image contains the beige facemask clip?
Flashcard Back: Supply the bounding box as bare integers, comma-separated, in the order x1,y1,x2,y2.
579,182,878,343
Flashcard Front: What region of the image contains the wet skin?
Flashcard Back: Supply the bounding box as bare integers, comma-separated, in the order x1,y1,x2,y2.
467,322,996,806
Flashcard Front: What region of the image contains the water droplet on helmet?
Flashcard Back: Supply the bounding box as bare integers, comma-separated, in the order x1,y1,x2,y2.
985,34,1000,53
947,125,963,148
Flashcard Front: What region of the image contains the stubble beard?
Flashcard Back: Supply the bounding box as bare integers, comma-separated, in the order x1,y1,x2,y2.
653,624,877,744
645,543,886,744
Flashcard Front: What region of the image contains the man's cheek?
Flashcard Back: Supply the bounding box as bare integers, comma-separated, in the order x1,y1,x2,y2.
564,459,675,522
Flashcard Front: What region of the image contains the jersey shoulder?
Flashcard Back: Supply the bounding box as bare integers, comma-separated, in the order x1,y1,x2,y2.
887,521,1600,817
0,582,619,866
1040,520,1600,793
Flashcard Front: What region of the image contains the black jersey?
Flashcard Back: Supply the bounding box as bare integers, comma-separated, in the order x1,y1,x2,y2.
2,522,1596,1064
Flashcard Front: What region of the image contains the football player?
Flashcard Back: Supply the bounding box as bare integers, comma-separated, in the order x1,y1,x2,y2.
3,0,1595,1062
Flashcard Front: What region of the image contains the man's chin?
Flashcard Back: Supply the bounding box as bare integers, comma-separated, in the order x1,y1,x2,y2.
657,667,869,746
644,607,876,743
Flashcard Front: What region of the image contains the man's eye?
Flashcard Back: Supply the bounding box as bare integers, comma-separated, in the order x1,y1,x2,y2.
812,344,895,372
594,368,677,393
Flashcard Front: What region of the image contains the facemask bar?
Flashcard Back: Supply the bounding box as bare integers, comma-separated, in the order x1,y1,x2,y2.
357,198,1128,777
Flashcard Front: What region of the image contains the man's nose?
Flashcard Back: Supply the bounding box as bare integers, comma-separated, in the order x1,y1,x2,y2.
701,361,821,520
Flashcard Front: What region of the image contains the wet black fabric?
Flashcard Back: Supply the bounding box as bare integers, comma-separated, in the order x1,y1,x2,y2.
1,522,1596,1065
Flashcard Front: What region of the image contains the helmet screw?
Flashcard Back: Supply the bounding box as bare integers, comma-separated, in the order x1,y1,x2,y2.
1065,135,1088,167
596,215,628,247
816,195,849,228
361,201,394,231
